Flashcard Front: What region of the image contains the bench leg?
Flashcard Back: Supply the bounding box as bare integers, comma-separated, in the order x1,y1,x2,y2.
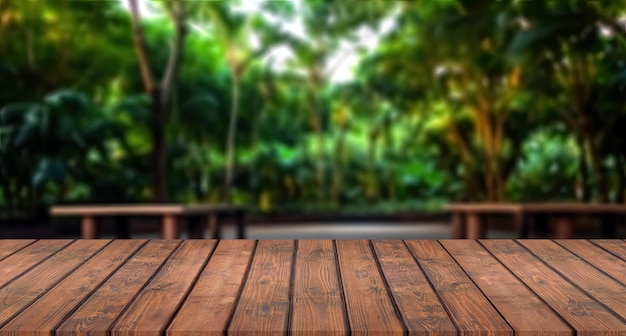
451,213,466,239
81,216,98,239
209,213,220,239
466,213,485,239
162,215,178,239
514,212,528,238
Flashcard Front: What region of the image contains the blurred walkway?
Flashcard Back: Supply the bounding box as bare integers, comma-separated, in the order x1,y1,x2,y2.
136,221,516,240
3,220,624,239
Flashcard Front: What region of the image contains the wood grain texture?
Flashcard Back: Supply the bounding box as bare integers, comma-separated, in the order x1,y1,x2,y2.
372,240,457,336
592,240,626,260
556,240,626,285
0,239,623,336
228,240,295,336
519,240,626,321
336,240,405,336
405,240,513,336
482,240,626,335
0,241,35,261
0,240,109,327
0,240,72,288
167,240,256,336
56,240,180,336
111,240,216,336
290,240,348,336
440,240,572,336
1,240,146,336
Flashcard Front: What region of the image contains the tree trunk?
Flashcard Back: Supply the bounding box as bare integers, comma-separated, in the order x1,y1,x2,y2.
580,111,608,202
224,70,240,202
150,89,167,202
128,0,185,202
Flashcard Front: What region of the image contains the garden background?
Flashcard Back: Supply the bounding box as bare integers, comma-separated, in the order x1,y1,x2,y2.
2,0,626,223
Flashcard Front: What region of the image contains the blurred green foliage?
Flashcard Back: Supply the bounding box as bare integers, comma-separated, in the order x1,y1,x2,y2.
1,0,625,218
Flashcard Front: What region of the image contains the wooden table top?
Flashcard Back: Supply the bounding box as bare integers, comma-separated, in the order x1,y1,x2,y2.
0,239,624,335
50,203,245,216
447,202,626,213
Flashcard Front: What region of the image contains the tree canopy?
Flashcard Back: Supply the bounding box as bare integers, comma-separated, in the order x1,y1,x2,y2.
1,0,626,219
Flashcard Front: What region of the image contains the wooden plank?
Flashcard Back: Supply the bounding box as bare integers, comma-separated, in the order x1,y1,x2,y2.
51,204,188,215
167,240,256,336
405,240,513,336
0,240,73,288
335,240,405,336
522,203,626,213
0,240,35,261
372,240,457,336
445,204,522,213
228,240,295,336
0,240,109,327
519,240,626,321
290,240,348,335
51,204,244,216
482,240,626,335
592,239,626,260
56,240,180,336
440,240,572,336
110,240,216,336
451,213,466,239
466,213,486,239
1,240,146,336
556,240,626,285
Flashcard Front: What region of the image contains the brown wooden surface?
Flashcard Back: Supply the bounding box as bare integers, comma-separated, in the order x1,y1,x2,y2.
2,240,145,336
372,240,457,336
444,203,523,213
592,239,626,259
167,240,256,336
51,204,246,239
519,240,626,320
111,240,217,336
290,240,348,336
0,240,35,261
447,202,626,213
227,240,295,336
0,239,625,336
336,240,405,335
482,239,626,335
0,240,72,288
0,240,109,326
57,240,180,336
521,202,626,213
406,240,514,336
440,240,572,336
51,203,244,215
556,239,626,284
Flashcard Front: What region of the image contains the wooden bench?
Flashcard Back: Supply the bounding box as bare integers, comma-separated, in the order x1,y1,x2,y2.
0,239,624,335
447,202,626,239
50,204,246,239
